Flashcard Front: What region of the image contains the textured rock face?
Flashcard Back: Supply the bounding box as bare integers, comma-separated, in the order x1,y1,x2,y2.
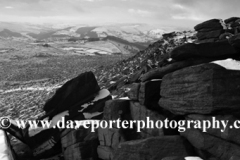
61,127,97,149
61,127,99,160
159,63,240,115
181,129,240,160
186,114,240,145
63,139,99,160
196,29,223,40
43,71,100,116
224,17,240,24
127,83,140,101
194,19,223,31
229,34,240,51
138,80,161,106
130,101,164,138
170,41,239,61
194,17,240,44
97,100,139,160
102,100,131,123
97,145,114,160
113,136,194,160
140,58,215,82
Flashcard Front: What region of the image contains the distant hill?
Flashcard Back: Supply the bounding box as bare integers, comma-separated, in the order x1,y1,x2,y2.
75,26,98,38
27,31,56,40
0,22,176,47
104,36,147,50
0,29,23,38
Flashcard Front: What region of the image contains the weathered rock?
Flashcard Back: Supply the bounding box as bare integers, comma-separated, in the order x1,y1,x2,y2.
138,80,161,106
129,69,144,83
224,17,240,24
113,136,194,160
127,83,140,101
197,38,218,43
63,138,99,160
181,129,240,160
229,156,240,160
196,29,223,40
98,127,125,149
103,100,130,123
43,71,100,116
186,114,240,145
229,34,240,51
162,157,203,160
170,41,239,61
130,101,164,138
61,127,97,149
219,33,233,40
116,76,128,90
231,22,240,28
140,58,215,82
102,99,141,141
97,146,114,160
159,63,240,115
194,19,223,31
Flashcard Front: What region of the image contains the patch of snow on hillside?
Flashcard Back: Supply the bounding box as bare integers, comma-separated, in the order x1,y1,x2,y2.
212,58,240,70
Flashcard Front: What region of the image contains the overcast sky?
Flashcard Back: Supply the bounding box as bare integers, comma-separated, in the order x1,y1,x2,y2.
1,0,240,29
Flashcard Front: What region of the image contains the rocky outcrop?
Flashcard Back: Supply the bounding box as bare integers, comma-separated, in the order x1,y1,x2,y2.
130,101,165,138
186,114,240,145
181,129,240,160
159,63,240,115
194,17,240,44
194,19,224,43
113,136,194,160
8,17,240,160
169,41,239,61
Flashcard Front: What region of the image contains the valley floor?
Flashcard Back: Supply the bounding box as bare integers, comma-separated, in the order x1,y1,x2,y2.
0,39,131,120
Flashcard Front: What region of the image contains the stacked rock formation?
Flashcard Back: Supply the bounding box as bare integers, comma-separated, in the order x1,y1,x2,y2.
97,18,240,160
195,17,240,44
9,18,240,160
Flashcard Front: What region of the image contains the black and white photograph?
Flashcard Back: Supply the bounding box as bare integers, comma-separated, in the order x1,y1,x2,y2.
1,0,240,160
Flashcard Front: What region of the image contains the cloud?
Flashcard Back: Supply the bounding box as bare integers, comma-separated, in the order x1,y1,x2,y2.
172,14,205,21
128,9,152,17
4,6,13,9
81,0,103,2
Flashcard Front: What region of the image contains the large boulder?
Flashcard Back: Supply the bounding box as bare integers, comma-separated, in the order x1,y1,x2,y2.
186,114,240,145
98,127,125,149
97,146,114,160
194,19,223,31
159,63,240,115
181,129,240,160
43,71,100,117
196,29,223,40
113,136,195,160
140,58,214,82
170,41,239,61
61,127,97,149
224,17,240,24
63,138,99,160
130,101,165,138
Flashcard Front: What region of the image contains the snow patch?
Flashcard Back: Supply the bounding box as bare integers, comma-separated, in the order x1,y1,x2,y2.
83,112,102,119
118,97,130,100
185,157,203,160
79,89,110,112
212,59,240,70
